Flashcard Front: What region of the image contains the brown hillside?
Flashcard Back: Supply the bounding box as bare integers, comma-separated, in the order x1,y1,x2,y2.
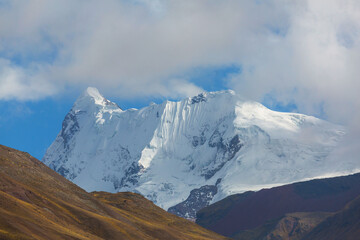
0,144,227,240
196,172,360,238
303,195,360,240
231,211,332,240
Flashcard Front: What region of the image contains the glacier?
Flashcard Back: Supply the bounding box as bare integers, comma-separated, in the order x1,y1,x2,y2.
43,87,357,218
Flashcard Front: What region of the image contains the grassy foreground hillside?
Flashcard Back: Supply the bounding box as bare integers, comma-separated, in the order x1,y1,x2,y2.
0,145,227,240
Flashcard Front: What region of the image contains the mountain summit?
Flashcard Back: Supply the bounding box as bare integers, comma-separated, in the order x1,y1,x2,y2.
73,87,122,112
43,88,353,218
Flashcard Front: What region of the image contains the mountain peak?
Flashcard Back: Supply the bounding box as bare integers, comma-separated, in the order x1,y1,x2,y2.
198,89,236,98
189,89,235,102
74,87,121,111
80,87,105,104
84,86,102,97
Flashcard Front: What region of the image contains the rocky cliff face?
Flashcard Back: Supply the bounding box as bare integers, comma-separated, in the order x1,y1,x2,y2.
168,180,221,219
43,87,352,217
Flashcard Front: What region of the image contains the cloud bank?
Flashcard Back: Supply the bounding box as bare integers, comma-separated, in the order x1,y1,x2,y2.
0,0,359,125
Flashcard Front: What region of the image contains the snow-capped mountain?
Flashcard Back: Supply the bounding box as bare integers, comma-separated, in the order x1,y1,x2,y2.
43,87,354,218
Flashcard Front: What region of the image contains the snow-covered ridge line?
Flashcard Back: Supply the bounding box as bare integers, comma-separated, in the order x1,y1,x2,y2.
43,87,354,218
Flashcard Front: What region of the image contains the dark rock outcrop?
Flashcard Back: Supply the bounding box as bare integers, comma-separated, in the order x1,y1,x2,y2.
168,184,218,219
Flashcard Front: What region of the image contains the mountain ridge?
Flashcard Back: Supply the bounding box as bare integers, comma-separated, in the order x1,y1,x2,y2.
43,87,353,218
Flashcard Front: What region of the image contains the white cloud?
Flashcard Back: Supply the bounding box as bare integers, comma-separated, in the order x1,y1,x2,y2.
226,0,360,124
0,59,57,100
0,0,359,166
0,0,358,125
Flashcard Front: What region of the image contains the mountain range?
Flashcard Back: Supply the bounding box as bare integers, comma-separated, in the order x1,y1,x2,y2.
42,87,356,218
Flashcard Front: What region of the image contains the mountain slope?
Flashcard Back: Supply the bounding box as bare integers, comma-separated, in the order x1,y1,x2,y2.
0,144,227,240
231,212,332,240
303,195,360,240
43,87,353,217
196,173,360,239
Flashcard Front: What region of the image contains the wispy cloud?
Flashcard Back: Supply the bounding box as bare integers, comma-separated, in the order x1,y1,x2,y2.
0,59,57,100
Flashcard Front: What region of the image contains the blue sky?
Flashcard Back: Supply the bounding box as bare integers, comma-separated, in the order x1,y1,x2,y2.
0,0,359,159
0,98,73,159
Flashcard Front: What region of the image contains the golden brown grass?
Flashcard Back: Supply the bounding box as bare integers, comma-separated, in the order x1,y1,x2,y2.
0,145,228,240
